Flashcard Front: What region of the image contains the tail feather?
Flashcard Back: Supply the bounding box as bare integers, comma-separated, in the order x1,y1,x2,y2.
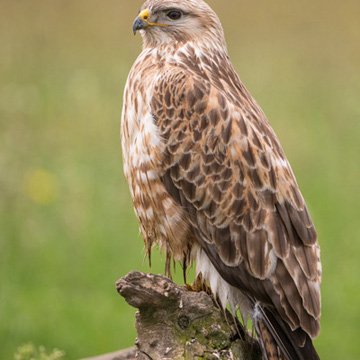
253,302,320,360
256,319,287,360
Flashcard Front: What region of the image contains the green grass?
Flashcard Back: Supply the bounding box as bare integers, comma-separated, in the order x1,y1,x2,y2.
1,0,359,359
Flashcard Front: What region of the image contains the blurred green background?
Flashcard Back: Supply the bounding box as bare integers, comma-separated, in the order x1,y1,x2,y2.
1,0,359,359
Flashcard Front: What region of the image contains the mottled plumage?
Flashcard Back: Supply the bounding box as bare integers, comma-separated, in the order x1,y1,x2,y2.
121,1,321,359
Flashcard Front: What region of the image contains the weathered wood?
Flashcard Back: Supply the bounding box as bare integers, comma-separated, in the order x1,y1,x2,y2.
79,347,136,360
115,271,261,360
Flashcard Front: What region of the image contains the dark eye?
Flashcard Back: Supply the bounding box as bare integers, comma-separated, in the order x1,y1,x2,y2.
167,11,182,20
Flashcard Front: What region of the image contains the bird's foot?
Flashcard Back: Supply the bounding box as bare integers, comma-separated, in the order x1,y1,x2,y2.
185,273,212,295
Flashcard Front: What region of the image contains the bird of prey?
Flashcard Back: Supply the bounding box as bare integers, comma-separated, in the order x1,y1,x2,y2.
121,0,321,359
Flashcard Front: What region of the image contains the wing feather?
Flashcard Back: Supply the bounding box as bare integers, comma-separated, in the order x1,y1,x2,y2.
152,67,320,338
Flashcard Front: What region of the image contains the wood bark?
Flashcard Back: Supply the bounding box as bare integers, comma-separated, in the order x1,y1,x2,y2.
80,271,261,360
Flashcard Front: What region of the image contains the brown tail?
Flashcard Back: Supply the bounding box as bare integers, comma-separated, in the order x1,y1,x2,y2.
253,303,320,360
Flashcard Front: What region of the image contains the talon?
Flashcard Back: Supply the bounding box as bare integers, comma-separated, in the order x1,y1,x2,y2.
184,273,212,295
185,283,196,291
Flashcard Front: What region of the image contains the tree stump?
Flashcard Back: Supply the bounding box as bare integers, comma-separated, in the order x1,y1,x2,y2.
115,271,261,360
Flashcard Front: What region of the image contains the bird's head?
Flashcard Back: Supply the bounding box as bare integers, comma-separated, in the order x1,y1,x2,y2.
132,0,226,49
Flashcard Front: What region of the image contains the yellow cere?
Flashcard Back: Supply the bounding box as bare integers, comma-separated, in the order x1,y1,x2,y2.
139,8,169,27
139,9,150,21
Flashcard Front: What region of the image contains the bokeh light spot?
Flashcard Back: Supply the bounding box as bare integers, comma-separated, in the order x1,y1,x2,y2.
22,169,59,205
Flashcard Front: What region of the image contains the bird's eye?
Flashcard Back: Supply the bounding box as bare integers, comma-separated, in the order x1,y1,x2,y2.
167,11,182,20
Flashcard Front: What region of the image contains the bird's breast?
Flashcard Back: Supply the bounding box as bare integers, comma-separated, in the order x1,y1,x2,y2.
121,64,195,264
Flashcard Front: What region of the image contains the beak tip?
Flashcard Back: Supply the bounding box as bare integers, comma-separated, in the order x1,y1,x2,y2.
132,16,147,36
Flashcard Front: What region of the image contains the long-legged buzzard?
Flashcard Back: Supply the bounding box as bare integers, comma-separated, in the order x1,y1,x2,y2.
121,1,321,359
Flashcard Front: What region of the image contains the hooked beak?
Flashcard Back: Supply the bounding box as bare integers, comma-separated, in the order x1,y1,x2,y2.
133,16,147,35
132,9,169,35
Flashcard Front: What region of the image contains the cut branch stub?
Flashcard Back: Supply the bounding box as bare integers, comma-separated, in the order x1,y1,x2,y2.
116,271,261,360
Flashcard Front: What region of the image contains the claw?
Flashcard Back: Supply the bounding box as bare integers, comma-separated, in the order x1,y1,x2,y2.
184,273,212,295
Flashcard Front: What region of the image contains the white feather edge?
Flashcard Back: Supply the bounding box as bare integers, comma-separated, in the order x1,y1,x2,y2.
193,246,251,326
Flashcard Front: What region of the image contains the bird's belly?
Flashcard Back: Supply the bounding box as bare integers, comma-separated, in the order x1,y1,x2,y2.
122,111,195,264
